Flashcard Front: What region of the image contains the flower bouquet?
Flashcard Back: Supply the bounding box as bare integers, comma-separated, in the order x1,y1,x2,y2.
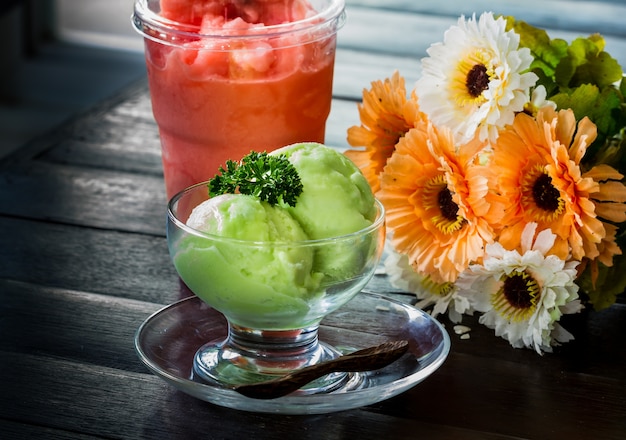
345,12,626,354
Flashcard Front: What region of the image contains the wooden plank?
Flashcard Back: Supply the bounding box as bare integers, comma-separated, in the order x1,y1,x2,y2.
0,160,167,234
333,49,421,100
346,0,626,37
0,278,408,370
0,279,162,373
2,346,624,439
340,5,626,67
434,303,626,380
327,98,363,150
1,351,517,440
40,115,162,176
0,216,179,303
373,351,626,440
0,420,103,440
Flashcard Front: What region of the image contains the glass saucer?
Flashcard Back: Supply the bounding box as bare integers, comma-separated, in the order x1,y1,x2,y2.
135,291,450,415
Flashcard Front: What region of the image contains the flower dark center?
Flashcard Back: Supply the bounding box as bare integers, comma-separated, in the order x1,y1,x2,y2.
438,187,459,221
493,270,540,322
503,273,534,309
466,64,489,98
422,175,466,234
532,173,561,212
521,166,565,222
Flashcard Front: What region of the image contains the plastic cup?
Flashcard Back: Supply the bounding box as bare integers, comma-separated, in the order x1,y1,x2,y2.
132,0,346,198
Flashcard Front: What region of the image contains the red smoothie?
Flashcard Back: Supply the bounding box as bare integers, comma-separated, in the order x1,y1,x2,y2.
134,0,344,198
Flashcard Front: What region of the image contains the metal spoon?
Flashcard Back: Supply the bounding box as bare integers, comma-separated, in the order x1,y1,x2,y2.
232,340,410,399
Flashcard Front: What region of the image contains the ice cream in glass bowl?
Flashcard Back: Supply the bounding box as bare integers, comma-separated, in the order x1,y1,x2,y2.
166,143,386,393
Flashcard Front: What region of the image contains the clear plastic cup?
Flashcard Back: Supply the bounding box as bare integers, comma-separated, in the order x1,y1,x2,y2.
132,0,346,198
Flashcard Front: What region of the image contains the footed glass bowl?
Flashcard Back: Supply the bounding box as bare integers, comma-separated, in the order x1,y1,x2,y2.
166,181,386,392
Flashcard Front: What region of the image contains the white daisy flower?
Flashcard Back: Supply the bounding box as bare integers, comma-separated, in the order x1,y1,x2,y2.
459,223,583,354
385,249,474,323
415,12,538,144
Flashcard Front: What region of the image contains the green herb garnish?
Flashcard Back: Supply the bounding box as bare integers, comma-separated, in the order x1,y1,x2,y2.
209,151,303,207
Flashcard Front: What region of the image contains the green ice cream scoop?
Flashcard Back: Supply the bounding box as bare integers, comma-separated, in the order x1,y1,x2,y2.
271,143,378,279
271,143,377,239
171,194,322,329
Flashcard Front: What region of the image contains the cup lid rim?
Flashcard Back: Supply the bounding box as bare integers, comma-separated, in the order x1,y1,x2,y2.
132,0,346,43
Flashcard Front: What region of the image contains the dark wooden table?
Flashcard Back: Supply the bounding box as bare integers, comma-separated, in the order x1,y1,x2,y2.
2,1,626,439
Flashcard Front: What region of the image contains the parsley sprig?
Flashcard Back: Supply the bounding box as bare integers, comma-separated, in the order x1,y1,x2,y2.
209,151,303,207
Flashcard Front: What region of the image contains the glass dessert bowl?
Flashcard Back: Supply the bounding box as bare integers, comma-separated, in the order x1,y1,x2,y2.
166,181,386,393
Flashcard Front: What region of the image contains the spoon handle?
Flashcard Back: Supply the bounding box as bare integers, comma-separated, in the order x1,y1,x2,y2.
233,340,409,399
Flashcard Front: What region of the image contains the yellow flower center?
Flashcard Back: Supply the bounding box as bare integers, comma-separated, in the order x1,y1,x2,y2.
420,275,455,297
521,165,564,222
493,270,540,322
423,175,466,234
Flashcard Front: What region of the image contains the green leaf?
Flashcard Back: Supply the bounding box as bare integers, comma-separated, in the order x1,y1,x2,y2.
551,84,622,138
592,131,626,172
578,253,626,310
556,35,623,89
505,17,568,78
532,67,560,97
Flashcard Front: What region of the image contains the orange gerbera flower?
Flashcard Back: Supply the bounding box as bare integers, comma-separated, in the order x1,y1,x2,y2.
378,121,501,284
493,107,626,264
345,71,425,192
